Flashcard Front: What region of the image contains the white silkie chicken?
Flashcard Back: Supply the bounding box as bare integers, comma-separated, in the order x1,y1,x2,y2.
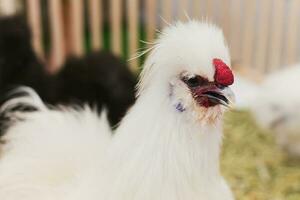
0,21,235,200
232,63,300,157
250,64,300,157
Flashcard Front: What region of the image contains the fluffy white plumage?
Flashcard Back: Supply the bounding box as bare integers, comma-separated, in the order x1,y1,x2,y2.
233,64,300,157
0,88,111,200
250,64,300,157
0,21,234,200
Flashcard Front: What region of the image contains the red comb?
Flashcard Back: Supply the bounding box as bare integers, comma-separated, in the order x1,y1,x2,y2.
213,58,234,86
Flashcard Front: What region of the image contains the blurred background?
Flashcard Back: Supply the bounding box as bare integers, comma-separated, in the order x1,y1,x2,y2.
0,0,300,199
1,0,299,75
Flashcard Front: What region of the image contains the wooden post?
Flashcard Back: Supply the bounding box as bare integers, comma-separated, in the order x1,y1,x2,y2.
268,0,284,71
127,0,139,72
162,0,172,26
230,0,242,64
220,0,230,42
254,0,271,73
88,0,103,50
193,0,202,19
284,0,300,66
145,0,157,42
240,0,256,69
179,0,189,21
66,0,84,56
26,0,44,60
205,0,214,22
0,0,17,15
110,0,122,55
48,0,65,73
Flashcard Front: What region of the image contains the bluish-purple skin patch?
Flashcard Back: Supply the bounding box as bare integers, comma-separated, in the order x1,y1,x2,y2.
175,102,186,112
169,83,186,112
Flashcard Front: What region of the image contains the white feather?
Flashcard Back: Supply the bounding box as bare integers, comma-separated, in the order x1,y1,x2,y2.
0,88,111,200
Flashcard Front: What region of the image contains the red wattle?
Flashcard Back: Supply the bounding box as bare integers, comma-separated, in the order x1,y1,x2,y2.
213,58,234,86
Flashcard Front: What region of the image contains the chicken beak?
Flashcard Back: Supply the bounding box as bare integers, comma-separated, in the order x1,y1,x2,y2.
202,87,235,108
221,87,235,107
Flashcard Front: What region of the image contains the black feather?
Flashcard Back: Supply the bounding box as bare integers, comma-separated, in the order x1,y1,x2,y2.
0,15,136,140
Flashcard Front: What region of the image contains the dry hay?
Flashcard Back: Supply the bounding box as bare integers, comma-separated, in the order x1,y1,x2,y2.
222,110,300,200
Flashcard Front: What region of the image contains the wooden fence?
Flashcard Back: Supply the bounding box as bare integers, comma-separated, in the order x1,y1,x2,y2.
1,0,300,77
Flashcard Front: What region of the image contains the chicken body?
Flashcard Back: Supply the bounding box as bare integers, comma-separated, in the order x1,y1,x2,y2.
251,65,300,157
232,64,300,157
0,21,234,200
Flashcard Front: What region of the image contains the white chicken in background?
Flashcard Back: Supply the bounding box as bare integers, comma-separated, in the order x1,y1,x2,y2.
0,21,235,200
232,63,300,157
250,64,300,157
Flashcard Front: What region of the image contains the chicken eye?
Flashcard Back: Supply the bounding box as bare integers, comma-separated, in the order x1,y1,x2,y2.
183,76,206,88
186,77,199,87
